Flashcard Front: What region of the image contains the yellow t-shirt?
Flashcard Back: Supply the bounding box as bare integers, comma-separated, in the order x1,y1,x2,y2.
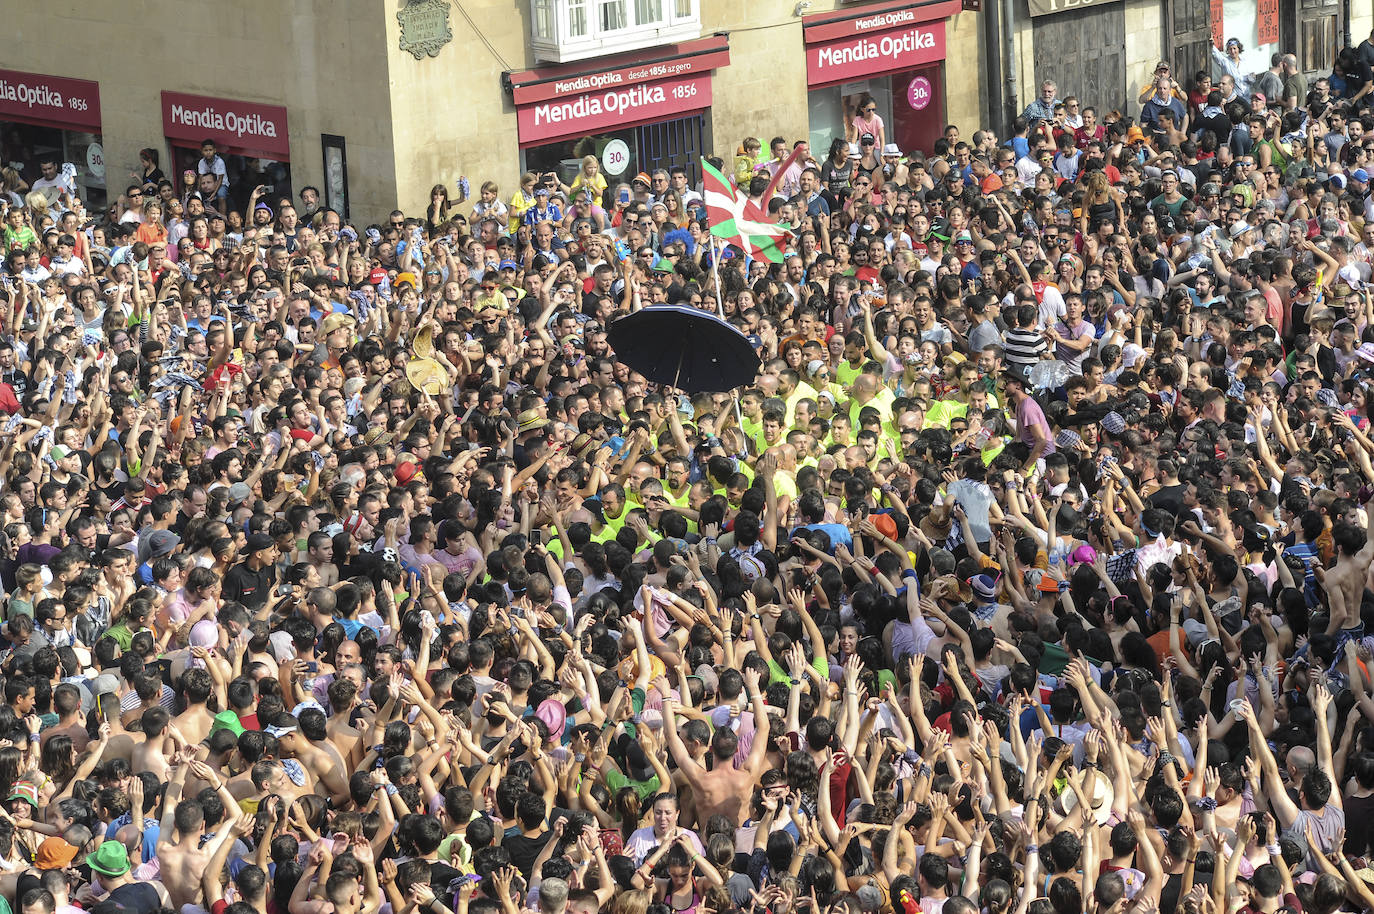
571,172,608,199
510,188,537,218
836,360,864,387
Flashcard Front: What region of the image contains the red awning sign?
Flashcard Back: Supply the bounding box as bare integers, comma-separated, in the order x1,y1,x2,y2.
801,0,961,42
806,20,946,87
0,69,101,131
517,72,712,145
508,35,729,105
161,91,290,159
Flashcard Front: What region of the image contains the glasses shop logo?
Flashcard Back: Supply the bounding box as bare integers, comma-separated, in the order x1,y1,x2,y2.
816,27,936,68
0,79,64,110
553,71,624,94
533,84,667,126
851,8,916,31
170,103,279,140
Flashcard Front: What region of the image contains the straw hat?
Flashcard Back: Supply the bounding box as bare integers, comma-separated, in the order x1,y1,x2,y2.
1055,768,1114,825
405,323,448,395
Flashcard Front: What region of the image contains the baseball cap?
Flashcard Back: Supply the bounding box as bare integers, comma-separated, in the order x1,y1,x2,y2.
368,268,388,285
146,529,180,558
499,260,518,270
245,532,275,554
1354,169,1371,183
227,482,253,507
49,445,69,461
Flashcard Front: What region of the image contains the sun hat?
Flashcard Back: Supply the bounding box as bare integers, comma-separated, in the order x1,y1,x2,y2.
868,512,899,541
516,409,549,434
35,837,79,869
395,461,420,486
7,777,38,808
211,709,246,737
320,312,356,336
535,698,567,743
86,840,131,877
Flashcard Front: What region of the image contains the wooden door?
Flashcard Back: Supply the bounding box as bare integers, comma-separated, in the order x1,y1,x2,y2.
1167,0,1215,89
1287,0,1342,77
1031,3,1127,117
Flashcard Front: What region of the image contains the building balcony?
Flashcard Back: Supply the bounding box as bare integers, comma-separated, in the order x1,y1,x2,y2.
529,0,701,63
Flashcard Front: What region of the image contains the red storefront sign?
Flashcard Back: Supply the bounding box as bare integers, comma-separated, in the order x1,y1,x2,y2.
161,91,290,159
508,36,728,146
805,20,946,87
516,73,712,145
801,0,961,42
0,68,101,131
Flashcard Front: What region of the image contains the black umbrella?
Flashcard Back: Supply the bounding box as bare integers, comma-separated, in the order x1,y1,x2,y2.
606,304,760,393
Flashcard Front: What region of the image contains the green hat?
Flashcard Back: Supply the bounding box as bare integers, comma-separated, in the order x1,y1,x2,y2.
86,840,131,877
210,710,245,738
7,778,38,807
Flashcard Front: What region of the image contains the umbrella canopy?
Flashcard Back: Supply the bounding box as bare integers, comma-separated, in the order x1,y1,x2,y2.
607,305,760,393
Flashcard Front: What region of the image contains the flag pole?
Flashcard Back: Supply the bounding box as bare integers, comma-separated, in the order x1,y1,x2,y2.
709,234,749,451
709,235,724,319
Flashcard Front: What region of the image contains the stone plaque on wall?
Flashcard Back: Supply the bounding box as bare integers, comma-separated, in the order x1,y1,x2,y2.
398,0,454,59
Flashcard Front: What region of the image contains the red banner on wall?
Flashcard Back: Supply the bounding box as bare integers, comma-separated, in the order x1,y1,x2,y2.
0,69,101,131
1257,0,1279,45
516,73,712,145
1209,0,1224,48
805,20,946,88
161,91,290,159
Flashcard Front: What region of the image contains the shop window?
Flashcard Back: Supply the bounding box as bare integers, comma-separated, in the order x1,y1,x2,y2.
171,146,292,218
528,0,700,62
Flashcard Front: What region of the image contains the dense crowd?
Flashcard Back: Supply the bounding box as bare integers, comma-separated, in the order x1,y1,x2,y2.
0,28,1373,914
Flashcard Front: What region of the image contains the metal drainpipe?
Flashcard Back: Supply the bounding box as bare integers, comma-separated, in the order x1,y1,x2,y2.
985,0,1006,136
1004,0,1018,131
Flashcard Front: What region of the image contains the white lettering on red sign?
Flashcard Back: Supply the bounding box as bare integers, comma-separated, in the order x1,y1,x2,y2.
533,84,669,126
851,8,916,32
169,103,279,140
552,71,624,94
816,28,936,69
0,79,66,111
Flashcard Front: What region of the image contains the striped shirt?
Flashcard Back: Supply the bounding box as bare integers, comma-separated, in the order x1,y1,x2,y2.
1003,327,1047,376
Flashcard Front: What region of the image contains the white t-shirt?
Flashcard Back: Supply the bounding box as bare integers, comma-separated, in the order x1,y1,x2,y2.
198,155,229,189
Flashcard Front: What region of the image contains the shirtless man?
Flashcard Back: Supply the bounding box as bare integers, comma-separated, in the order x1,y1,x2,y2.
325,676,366,769
304,532,340,586
663,666,770,825
130,707,177,783
268,712,352,807
153,756,243,911
171,667,217,747
1320,491,1374,639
